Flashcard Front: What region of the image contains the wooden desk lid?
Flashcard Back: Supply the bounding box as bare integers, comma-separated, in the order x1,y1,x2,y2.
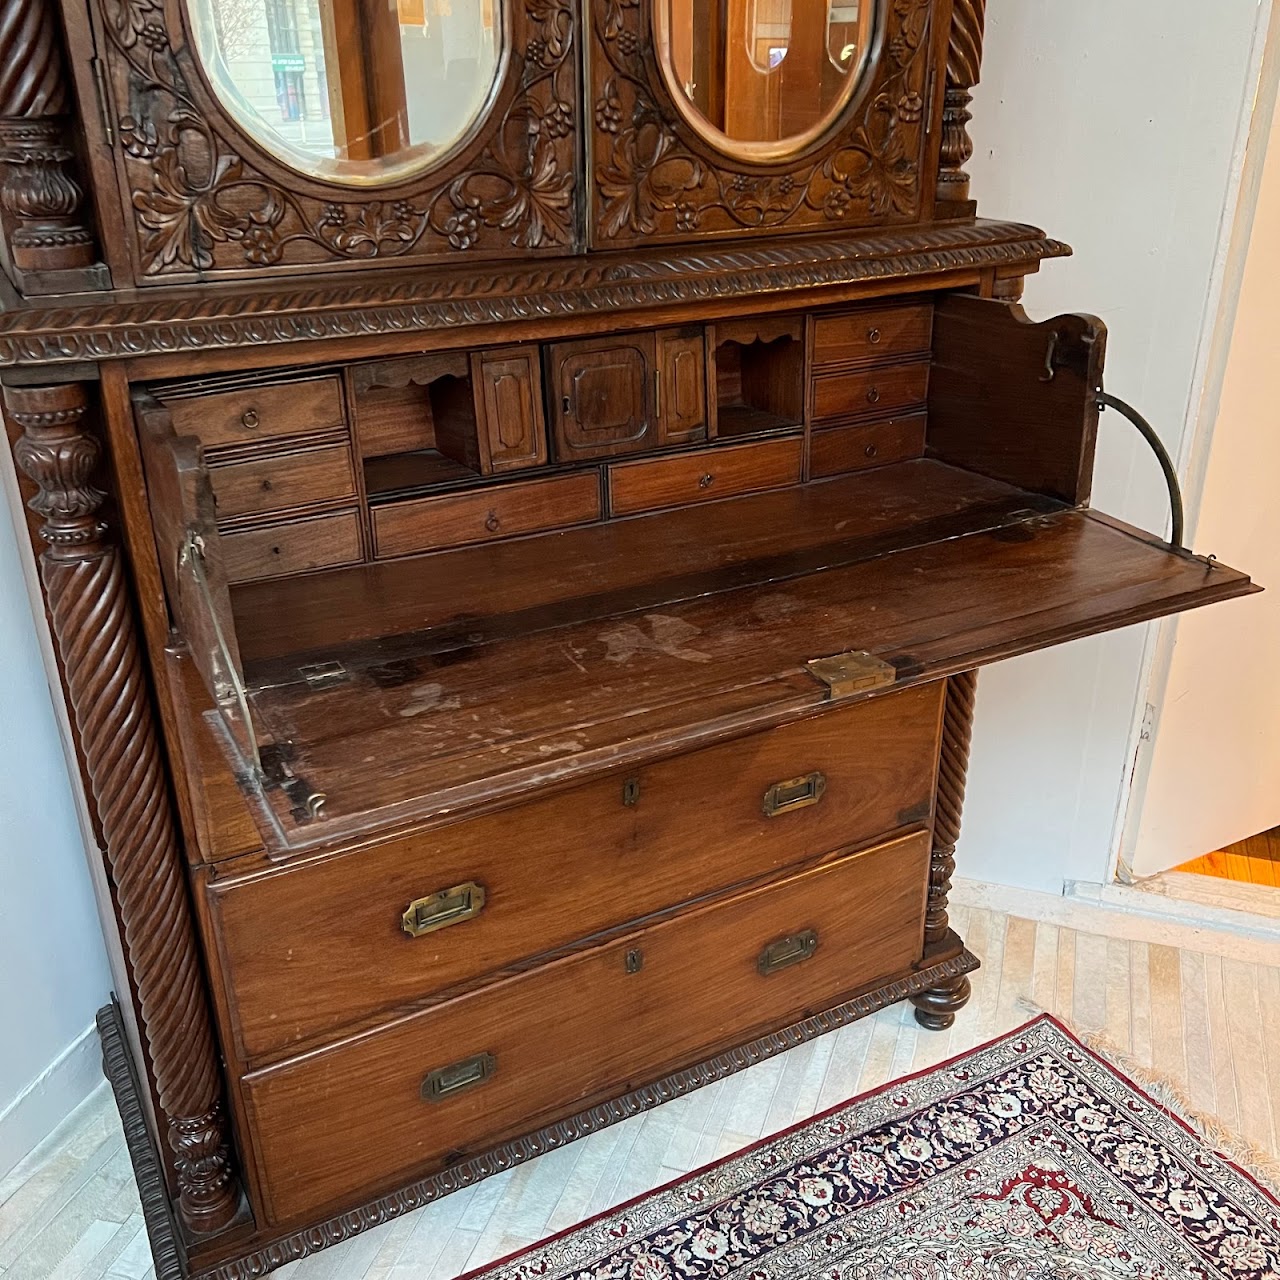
218,461,1253,855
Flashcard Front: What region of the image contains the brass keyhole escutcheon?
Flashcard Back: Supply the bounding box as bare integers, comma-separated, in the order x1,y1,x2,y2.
625,949,643,974
867,327,882,344
241,407,260,429
866,387,881,405
622,777,640,807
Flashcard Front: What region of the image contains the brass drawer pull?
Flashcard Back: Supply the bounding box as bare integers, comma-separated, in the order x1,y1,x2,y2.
762,771,827,817
866,386,881,405
401,881,486,938
241,407,260,429
867,327,882,344
421,1051,496,1102
758,929,818,976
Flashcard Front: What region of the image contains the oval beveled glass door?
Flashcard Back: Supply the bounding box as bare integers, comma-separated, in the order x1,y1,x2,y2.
655,0,878,159
189,0,504,186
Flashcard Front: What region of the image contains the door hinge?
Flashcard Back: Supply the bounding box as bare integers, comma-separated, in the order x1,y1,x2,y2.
91,57,116,146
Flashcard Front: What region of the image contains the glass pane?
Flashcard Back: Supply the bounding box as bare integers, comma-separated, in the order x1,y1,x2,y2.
190,0,502,185
658,0,876,155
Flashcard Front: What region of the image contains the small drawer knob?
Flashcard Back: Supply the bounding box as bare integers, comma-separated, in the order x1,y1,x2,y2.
261,478,273,492
241,407,260,429
866,387,881,405
867,327,882,344
698,473,714,489
485,511,501,532
865,444,878,459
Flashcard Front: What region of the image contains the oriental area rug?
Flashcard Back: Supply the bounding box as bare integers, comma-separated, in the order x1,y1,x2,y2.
464,1016,1280,1280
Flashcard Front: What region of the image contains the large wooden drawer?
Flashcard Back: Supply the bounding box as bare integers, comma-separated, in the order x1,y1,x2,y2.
608,437,802,516
242,830,931,1226
165,378,345,450
372,472,602,558
209,682,943,1059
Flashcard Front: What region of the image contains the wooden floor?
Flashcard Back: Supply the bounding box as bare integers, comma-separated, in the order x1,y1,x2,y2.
4,897,1279,1280
1178,826,1280,886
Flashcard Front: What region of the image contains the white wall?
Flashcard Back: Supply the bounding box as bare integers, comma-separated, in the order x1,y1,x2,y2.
0,457,112,1178
957,0,1269,892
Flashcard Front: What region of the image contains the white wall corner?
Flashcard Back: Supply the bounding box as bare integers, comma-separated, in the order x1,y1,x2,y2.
0,1024,105,1181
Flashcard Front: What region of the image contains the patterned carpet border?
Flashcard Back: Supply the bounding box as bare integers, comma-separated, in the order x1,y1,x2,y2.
459,1014,1280,1280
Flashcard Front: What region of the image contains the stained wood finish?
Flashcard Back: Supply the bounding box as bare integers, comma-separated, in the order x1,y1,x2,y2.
607,436,803,516
220,510,363,583
162,379,346,451
471,348,548,473
655,328,708,444
242,832,931,1225
547,335,658,461
207,445,356,519
812,362,930,423
209,683,943,1059
3,382,240,1234
810,415,928,478
928,294,1107,504
812,305,934,368
936,0,987,219
371,471,602,559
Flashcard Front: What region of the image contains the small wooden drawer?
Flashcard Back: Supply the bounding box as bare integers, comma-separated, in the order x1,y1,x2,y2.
812,362,929,423
220,510,362,583
812,305,933,367
372,472,601,559
165,378,345,450
209,683,943,1059
608,437,802,516
208,445,355,519
810,415,928,479
242,829,930,1225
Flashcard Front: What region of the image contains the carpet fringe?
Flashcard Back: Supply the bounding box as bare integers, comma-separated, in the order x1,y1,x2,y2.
1014,996,1280,1200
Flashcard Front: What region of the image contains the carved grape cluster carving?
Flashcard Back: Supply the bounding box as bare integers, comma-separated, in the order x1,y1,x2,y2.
98,0,577,277
591,0,933,244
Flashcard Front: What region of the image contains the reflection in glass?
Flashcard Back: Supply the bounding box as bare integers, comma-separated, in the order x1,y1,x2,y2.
191,0,502,185
660,0,876,154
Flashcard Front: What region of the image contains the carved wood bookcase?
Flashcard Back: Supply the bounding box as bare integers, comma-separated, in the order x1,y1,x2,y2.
0,0,1253,1276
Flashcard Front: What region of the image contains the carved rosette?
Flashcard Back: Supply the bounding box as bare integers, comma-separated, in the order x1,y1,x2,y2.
911,668,978,1030
0,0,99,279
935,0,986,213
5,382,240,1234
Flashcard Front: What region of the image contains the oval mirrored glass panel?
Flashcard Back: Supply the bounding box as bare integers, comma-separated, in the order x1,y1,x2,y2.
655,0,878,158
189,0,504,186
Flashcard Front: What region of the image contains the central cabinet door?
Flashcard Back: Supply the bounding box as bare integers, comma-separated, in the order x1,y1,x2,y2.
548,335,658,461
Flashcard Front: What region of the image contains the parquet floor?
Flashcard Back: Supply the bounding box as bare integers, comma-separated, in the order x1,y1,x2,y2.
3,896,1278,1280
1178,826,1280,886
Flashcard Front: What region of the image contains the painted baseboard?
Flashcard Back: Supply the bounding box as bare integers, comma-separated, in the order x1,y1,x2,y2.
0,1021,104,1179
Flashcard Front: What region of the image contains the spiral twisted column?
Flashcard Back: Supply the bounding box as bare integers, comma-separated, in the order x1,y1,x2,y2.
912,669,979,1030
6,382,240,1234
935,0,987,215
0,0,98,280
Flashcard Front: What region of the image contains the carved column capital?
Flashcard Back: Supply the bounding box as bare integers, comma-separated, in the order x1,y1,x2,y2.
935,0,987,218
0,0,104,289
5,381,241,1234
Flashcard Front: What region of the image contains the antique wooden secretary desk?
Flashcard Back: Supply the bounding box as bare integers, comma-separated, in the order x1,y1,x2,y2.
0,0,1257,1272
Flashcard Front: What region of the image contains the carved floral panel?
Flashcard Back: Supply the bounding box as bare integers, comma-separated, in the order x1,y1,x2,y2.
94,0,578,280
588,0,940,247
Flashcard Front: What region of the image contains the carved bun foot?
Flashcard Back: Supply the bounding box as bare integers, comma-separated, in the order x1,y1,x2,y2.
911,975,972,1030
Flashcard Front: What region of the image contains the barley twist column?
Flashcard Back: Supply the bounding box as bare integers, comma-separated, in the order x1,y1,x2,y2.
6,382,240,1233
935,0,986,218
911,669,978,1030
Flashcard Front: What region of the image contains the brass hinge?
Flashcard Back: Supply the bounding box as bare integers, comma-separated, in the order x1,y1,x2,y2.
90,58,116,146
806,651,897,700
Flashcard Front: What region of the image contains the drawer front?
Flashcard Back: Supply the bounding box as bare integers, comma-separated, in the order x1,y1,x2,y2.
810,415,928,479
220,510,362,583
609,437,802,516
812,363,930,423
812,305,933,367
212,682,943,1058
243,830,931,1225
208,445,355,519
371,472,602,559
166,378,345,450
